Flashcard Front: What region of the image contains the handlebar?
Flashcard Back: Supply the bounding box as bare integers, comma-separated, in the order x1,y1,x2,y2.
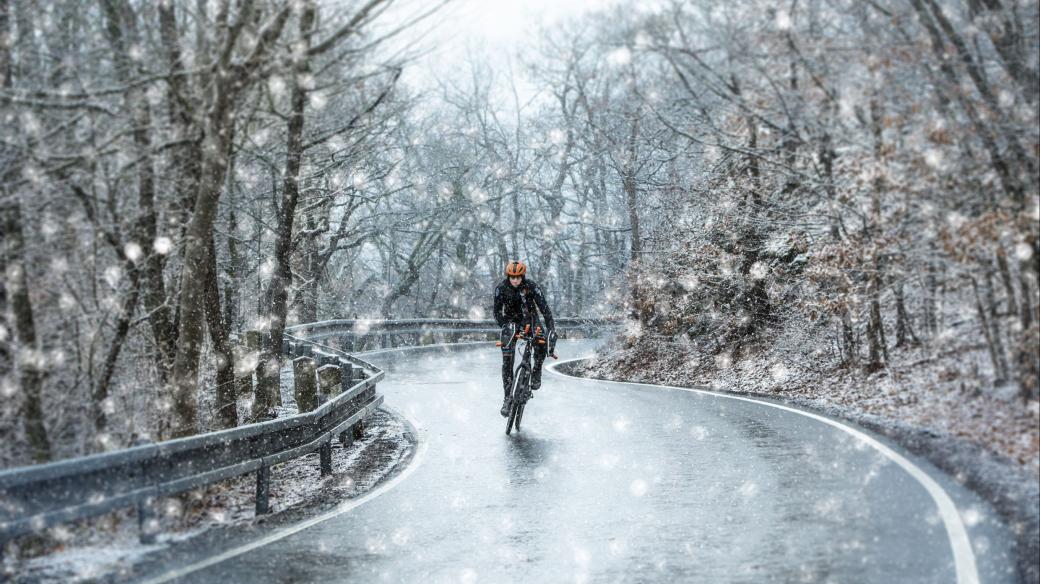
495,324,558,359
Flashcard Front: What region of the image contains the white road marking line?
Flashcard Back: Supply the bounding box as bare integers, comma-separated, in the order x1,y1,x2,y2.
548,358,980,584
140,407,429,584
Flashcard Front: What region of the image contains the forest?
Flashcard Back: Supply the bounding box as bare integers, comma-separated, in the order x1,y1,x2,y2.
0,0,1037,470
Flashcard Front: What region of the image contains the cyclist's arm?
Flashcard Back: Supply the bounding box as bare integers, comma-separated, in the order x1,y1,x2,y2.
493,285,507,327
532,284,555,331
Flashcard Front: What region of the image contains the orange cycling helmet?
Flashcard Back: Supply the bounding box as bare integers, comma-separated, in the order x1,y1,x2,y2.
505,260,527,277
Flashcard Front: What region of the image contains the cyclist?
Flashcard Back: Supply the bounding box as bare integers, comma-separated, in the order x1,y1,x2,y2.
493,260,555,416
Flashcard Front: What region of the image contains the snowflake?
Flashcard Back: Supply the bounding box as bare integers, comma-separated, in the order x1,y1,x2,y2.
309,91,328,110
607,47,631,67
268,75,286,99
612,415,631,432
104,266,123,288
124,242,143,262
153,237,173,255
924,149,945,169
392,528,411,546
749,262,767,281
961,506,984,527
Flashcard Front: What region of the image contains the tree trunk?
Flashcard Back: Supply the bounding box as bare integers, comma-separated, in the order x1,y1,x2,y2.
622,114,643,322
863,99,887,373
971,274,1008,384
447,194,475,319
865,265,886,373
381,231,443,318
966,0,1038,104
296,215,320,324
893,281,918,348
92,261,141,441
3,204,51,462
225,201,242,330
169,2,293,436
841,308,857,366
1020,271,1035,330
923,259,940,338
170,122,233,437
995,245,1018,317
258,0,316,418
94,0,167,440
539,93,574,281
906,0,1027,203
116,5,170,384
984,271,1010,382
920,0,1036,183
1,0,49,463
204,233,237,429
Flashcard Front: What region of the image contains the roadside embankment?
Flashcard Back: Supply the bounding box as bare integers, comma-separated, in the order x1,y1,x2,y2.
558,337,1040,584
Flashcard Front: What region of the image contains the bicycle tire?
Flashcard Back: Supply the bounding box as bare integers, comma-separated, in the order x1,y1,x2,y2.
506,399,519,434
515,403,525,430
506,368,529,435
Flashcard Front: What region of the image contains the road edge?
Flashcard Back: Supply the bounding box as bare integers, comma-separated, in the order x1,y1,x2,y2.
96,405,422,581
131,405,427,584
549,357,1037,584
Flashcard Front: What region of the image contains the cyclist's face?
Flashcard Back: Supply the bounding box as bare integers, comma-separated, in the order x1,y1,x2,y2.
509,276,522,287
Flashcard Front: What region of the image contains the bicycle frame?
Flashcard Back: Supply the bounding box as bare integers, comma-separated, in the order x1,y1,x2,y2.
497,322,543,434
512,335,534,398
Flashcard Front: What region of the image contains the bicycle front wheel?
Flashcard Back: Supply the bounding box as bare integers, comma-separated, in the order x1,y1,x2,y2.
506,399,520,434
506,368,529,435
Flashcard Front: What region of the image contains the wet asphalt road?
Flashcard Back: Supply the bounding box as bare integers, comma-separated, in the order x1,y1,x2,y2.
148,340,1016,584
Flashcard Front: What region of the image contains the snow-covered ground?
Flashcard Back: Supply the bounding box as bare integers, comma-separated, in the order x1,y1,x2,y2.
573,325,1040,584
3,364,415,584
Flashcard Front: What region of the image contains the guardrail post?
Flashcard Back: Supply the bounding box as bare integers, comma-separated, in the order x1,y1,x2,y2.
340,362,353,394
256,465,271,515
293,357,318,412
319,442,333,476
317,364,342,399
137,496,158,544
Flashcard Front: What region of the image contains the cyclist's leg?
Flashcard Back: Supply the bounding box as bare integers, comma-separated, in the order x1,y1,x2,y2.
532,319,547,390
500,345,514,416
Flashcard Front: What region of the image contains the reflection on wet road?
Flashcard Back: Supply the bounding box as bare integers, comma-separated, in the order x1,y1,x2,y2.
148,340,1016,584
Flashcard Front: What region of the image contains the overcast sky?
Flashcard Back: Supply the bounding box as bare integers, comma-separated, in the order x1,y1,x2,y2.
382,0,613,98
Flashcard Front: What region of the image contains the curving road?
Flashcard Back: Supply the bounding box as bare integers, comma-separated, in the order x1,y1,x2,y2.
140,339,1016,584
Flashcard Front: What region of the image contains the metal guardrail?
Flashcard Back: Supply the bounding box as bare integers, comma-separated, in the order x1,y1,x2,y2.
0,317,614,547
286,317,614,345
0,335,382,545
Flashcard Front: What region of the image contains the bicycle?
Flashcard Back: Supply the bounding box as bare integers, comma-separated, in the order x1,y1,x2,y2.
496,322,557,435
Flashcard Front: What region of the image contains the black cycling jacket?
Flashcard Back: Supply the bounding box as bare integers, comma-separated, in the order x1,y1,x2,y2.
493,277,555,331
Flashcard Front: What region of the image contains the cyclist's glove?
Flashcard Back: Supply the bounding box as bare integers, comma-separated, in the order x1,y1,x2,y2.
500,323,517,350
